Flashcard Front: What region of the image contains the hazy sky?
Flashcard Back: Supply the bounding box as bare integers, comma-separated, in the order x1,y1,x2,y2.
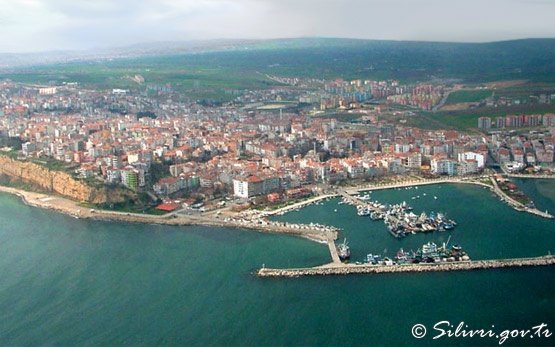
1,0,555,53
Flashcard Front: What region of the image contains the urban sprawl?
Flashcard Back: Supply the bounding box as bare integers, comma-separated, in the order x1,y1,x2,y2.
1,78,554,211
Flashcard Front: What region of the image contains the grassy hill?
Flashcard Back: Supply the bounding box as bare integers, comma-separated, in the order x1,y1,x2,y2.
2,38,555,100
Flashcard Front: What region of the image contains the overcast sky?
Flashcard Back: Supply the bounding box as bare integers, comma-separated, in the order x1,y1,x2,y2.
1,0,555,53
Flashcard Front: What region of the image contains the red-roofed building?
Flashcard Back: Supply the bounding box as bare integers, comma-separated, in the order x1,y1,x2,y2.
155,203,180,212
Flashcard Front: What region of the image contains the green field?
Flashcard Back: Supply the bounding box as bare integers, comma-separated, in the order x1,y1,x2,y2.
0,58,280,102
314,112,362,122
445,89,492,104
493,83,555,99
3,38,555,102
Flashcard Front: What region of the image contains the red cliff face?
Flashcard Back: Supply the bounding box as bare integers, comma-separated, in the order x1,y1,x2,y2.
0,156,133,204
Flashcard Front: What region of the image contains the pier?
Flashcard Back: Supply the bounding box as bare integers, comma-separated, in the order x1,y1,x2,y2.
327,240,342,264
489,177,554,219
257,255,555,278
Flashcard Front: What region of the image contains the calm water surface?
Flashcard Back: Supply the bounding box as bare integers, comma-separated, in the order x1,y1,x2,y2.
0,181,554,346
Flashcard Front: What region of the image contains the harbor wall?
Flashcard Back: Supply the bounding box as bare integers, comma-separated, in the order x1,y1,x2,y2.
257,256,555,277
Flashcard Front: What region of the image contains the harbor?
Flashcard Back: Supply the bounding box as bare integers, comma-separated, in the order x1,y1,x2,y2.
337,189,457,238
1,185,554,346
343,175,554,219
265,180,555,279
257,255,555,277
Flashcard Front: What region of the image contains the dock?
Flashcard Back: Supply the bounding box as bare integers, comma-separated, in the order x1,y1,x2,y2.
489,177,554,219
327,240,342,264
257,255,555,278
337,188,384,215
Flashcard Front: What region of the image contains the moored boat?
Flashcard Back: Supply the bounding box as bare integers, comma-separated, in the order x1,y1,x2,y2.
337,239,351,261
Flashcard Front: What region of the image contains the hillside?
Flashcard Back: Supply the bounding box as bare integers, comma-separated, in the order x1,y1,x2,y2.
2,38,555,98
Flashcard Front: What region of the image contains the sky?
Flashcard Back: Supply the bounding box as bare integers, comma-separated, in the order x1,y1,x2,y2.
1,0,555,53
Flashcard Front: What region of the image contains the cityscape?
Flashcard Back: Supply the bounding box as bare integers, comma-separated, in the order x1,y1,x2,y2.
0,1,554,346
1,77,554,210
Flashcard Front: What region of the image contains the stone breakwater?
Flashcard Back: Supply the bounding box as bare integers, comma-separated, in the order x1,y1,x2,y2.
257,256,555,277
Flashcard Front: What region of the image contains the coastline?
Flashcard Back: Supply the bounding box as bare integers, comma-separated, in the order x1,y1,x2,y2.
0,185,333,243
1,174,551,247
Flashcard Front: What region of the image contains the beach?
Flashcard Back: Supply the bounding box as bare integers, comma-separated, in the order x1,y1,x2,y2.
0,185,335,243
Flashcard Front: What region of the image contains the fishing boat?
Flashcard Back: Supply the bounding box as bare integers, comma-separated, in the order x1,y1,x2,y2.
337,239,351,261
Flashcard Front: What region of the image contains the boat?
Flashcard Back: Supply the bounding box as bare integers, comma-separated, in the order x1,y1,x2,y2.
337,239,351,261
366,253,381,264
395,248,409,263
357,207,371,216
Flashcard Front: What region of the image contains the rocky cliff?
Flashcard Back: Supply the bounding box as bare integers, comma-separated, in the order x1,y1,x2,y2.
0,156,133,204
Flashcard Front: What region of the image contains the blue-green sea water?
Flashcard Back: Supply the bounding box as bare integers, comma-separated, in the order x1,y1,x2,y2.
0,180,554,346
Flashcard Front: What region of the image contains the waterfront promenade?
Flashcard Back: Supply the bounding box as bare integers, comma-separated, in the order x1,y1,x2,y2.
505,173,555,179
344,175,492,195
257,255,555,277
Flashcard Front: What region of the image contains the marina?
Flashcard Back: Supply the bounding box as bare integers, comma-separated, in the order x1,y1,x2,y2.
267,180,555,279
344,176,554,219
338,189,457,238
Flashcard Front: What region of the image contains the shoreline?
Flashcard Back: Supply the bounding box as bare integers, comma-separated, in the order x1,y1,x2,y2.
0,174,551,246
0,186,334,243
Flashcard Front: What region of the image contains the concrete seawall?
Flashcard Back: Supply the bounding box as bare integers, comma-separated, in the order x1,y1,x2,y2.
257,255,555,278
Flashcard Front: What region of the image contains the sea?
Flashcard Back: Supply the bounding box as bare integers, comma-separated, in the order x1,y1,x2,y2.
0,180,554,346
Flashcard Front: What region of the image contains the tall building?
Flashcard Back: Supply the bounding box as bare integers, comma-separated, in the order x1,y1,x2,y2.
478,117,492,130
233,175,280,198
431,158,457,176
121,167,139,191
458,152,485,168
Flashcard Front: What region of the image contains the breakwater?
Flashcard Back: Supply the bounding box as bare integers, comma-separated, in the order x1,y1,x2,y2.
257,255,555,277
489,177,554,219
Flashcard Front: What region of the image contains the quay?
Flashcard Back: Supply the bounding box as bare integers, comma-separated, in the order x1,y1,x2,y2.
262,194,338,216
343,176,491,195
257,255,555,278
